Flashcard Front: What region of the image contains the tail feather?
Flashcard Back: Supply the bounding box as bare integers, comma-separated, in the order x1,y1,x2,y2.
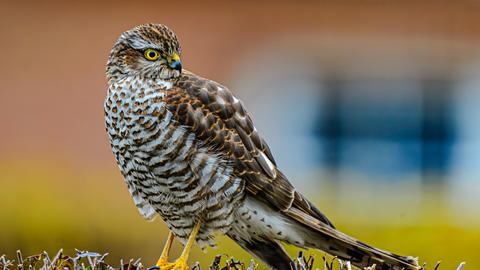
286,208,420,270
231,237,293,270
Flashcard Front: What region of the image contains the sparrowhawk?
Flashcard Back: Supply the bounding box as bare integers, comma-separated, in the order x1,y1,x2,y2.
104,24,420,270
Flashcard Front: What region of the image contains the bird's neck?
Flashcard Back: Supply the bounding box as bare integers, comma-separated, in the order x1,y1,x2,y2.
109,75,174,94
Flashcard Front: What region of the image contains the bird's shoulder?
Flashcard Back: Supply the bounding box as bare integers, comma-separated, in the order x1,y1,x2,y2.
164,70,276,175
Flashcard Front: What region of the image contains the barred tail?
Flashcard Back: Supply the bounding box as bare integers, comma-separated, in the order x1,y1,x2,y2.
286,208,420,270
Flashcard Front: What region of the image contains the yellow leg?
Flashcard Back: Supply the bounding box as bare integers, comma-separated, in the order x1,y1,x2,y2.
157,222,201,270
156,232,175,267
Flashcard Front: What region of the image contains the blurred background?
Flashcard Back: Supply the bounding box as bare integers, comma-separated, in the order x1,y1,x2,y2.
1,0,479,269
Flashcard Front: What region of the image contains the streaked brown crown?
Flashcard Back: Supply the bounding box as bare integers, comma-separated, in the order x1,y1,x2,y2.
106,23,182,82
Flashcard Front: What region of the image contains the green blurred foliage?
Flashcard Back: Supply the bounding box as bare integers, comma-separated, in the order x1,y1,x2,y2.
0,161,478,269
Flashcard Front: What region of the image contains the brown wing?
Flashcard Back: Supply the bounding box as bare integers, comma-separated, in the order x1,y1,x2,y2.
165,71,334,227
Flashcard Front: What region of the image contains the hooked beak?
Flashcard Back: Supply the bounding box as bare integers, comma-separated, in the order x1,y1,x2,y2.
168,52,182,72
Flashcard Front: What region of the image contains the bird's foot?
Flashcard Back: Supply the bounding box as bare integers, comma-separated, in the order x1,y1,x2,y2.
156,257,189,270
156,257,170,269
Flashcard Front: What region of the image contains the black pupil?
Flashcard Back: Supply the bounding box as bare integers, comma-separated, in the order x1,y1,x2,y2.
149,51,156,58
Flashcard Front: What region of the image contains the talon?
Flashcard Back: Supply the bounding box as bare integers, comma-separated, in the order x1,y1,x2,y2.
158,258,189,270
172,258,189,270
156,257,170,268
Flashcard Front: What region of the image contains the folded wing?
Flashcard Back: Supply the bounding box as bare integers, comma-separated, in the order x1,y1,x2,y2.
165,71,334,227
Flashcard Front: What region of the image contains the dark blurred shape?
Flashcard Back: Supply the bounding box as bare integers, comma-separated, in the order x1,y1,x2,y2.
420,79,455,181
315,77,456,182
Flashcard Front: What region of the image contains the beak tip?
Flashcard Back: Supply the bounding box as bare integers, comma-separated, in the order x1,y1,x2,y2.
170,61,182,72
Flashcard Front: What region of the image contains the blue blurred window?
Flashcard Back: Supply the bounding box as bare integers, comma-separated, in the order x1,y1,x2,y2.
314,77,455,182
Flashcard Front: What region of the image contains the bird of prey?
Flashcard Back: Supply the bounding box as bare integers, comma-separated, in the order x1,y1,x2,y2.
104,24,420,270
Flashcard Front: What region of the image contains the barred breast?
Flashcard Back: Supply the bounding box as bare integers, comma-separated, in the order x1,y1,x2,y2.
104,77,245,248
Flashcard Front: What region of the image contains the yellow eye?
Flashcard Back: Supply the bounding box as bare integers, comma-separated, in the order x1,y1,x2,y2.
144,49,160,61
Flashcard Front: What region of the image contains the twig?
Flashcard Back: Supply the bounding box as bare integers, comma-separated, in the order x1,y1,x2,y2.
0,250,468,270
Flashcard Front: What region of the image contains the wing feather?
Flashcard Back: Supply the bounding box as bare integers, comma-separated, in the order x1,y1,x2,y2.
165,71,332,226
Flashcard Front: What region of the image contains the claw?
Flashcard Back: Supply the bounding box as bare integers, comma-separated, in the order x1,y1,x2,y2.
158,258,189,270
156,257,169,268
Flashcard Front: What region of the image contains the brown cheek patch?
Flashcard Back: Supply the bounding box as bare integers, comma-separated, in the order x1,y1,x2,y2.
124,49,140,69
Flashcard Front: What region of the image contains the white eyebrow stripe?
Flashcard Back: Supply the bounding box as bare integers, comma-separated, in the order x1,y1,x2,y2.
128,36,161,50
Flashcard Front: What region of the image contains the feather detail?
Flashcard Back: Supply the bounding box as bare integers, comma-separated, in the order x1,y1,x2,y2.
284,207,420,270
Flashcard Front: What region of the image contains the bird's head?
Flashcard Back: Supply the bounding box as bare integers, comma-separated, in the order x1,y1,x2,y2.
106,23,182,83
